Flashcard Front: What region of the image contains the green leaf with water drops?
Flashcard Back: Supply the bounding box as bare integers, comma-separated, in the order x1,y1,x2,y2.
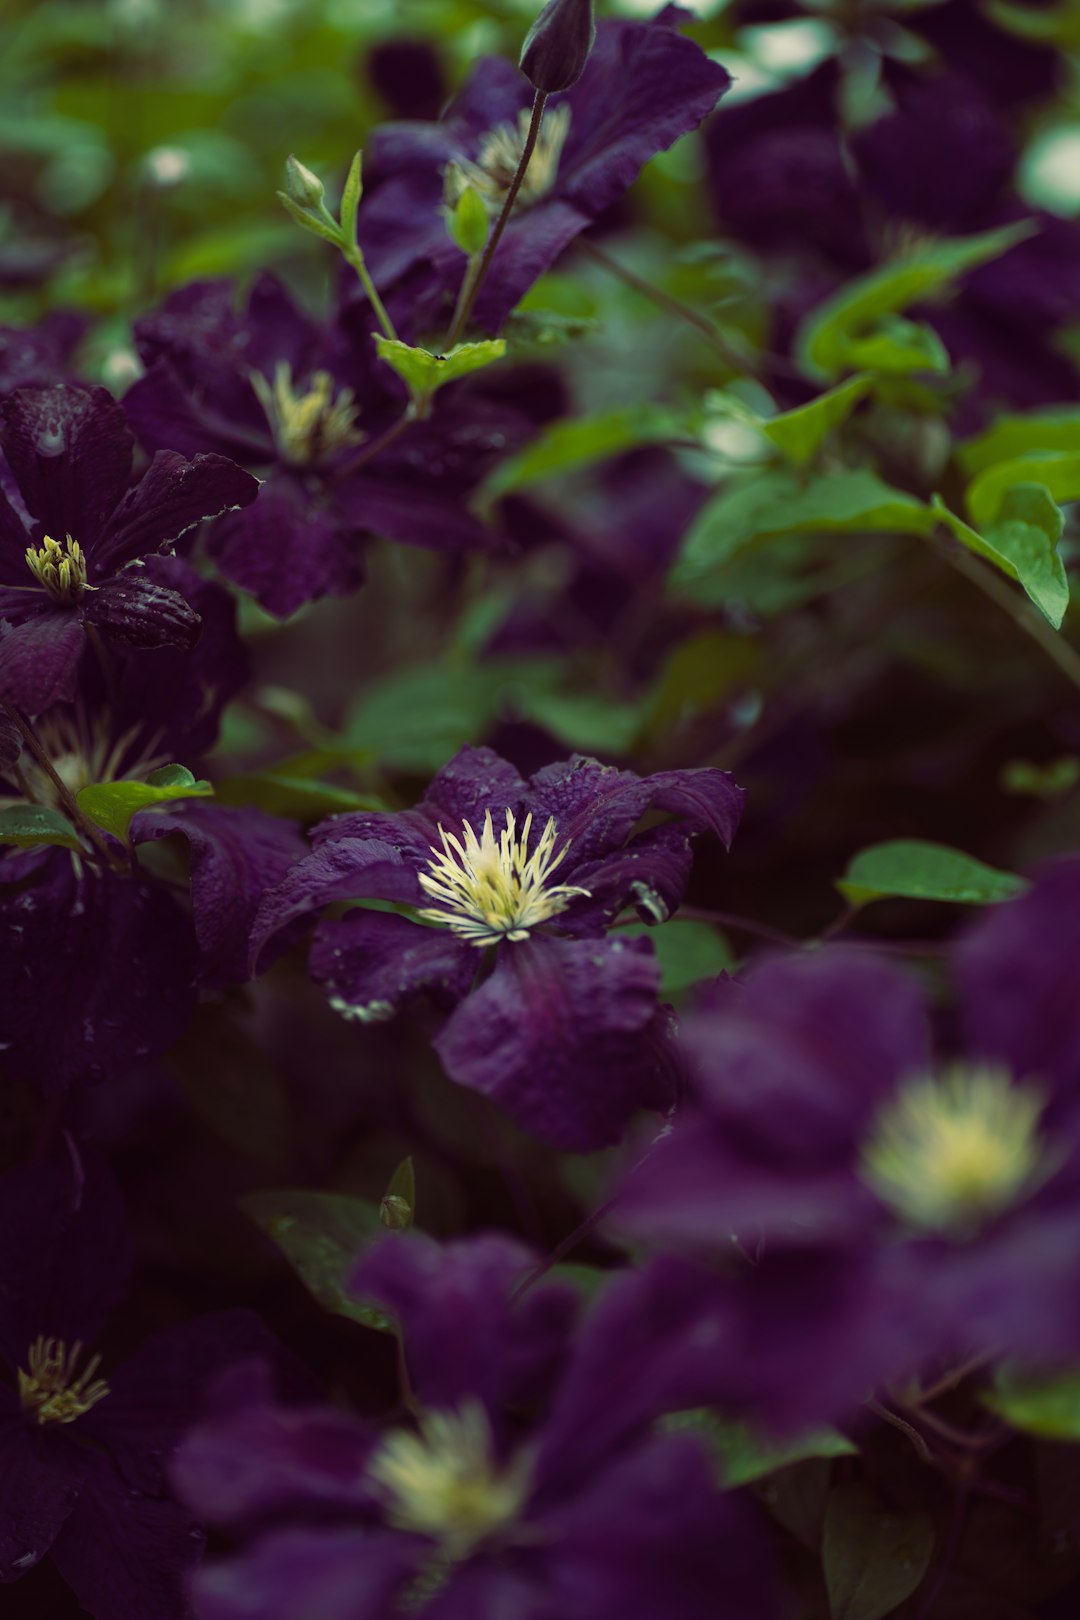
77,765,213,842
837,839,1026,908
823,1483,934,1620
239,1188,395,1333
0,803,81,850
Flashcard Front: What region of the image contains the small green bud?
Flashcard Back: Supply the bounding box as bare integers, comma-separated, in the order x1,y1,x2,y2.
520,0,595,95
448,186,490,257
379,1194,413,1231
284,154,326,211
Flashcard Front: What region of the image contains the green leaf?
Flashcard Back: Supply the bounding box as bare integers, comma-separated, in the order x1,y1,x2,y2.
0,803,80,850
823,1483,934,1620
473,405,686,513
659,1409,856,1489
448,185,488,256
837,839,1026,908
621,920,734,994
276,189,342,246
959,408,1080,477
341,662,499,772
965,450,1080,527
761,375,874,466
934,487,1069,629
373,336,505,405
798,223,1033,379
674,469,933,588
77,765,213,841
520,687,642,754
239,1189,394,1333
214,772,382,819
339,150,363,246
842,317,950,377
986,1362,1080,1438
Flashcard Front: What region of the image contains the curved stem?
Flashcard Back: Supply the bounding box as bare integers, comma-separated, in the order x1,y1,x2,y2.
445,90,547,350
342,245,398,344
331,406,415,485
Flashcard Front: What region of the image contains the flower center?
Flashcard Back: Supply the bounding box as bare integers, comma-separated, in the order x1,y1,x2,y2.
448,103,571,213
252,361,365,467
417,808,589,946
860,1064,1050,1237
368,1404,531,1559
25,534,89,604
18,1336,110,1425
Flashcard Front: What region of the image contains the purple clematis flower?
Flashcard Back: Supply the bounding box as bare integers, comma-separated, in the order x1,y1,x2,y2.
0,382,258,712
251,744,745,1148
123,273,535,617
615,894,1080,1373
175,1230,777,1620
355,9,732,334
0,1146,279,1620
0,563,305,1091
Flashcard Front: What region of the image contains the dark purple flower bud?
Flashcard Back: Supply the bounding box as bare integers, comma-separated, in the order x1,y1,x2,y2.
520,0,595,94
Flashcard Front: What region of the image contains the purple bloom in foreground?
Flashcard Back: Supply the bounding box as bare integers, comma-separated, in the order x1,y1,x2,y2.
616,875,1080,1372
176,1232,777,1620
0,382,257,711
0,1148,276,1620
356,11,731,333
252,744,745,1148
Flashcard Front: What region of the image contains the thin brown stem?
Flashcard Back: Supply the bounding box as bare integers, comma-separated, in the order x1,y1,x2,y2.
445,90,547,349
331,407,415,484
575,238,760,376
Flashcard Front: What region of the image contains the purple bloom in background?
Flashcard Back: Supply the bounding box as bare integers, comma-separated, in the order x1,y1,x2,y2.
356,11,732,334
252,744,745,1148
616,890,1080,1374
0,383,257,712
176,1231,777,1620
124,274,530,616
0,313,86,393
0,1147,277,1620
0,564,304,1090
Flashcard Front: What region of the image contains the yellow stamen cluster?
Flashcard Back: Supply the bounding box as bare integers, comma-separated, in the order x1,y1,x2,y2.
448,104,571,213
860,1064,1050,1238
18,1336,110,1425
25,534,88,604
368,1404,531,1559
418,808,589,946
252,361,365,466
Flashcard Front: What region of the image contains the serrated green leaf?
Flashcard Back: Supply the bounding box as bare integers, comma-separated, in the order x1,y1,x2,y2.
473,405,686,513
837,839,1026,908
659,1409,856,1489
239,1189,394,1333
374,335,506,405
339,150,363,246
798,223,1033,380
966,451,1080,527
986,1362,1080,1438
0,803,80,850
761,375,873,466
77,767,213,841
823,1483,934,1620
934,487,1069,629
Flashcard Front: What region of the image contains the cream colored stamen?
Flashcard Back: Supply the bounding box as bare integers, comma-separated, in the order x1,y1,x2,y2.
18,1335,110,1425
446,103,571,214
418,808,589,946
252,361,365,466
25,534,89,604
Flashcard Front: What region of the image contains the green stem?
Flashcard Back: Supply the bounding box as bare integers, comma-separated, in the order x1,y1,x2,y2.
342,244,399,344
575,237,759,376
445,89,547,350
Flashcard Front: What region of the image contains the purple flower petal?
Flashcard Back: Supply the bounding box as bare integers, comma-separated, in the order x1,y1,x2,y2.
81,572,202,652
206,475,364,618
434,933,663,1149
0,608,85,712
0,1391,83,1584
132,802,306,988
310,908,475,1024
0,385,133,550
192,1528,418,1620
250,839,425,973
94,450,259,575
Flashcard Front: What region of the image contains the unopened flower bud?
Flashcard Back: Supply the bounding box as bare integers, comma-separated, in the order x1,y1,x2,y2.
448,186,490,256
379,1193,413,1231
519,0,595,95
284,154,326,211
